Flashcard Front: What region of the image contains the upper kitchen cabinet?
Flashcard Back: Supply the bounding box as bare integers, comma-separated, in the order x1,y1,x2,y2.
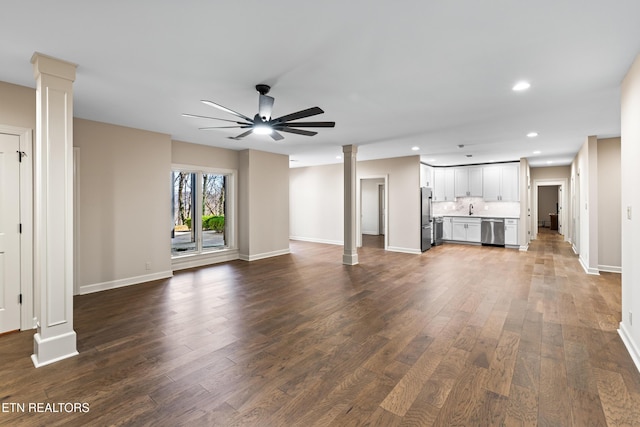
482,163,519,201
454,166,483,197
420,163,434,188
434,168,455,201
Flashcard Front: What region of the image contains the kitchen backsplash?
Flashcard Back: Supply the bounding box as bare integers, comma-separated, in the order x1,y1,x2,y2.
433,197,520,217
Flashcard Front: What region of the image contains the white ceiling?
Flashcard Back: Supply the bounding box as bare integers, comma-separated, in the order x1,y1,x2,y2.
2,1,639,168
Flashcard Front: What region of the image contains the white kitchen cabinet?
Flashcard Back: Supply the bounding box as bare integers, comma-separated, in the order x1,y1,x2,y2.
442,217,453,240
451,217,481,242
434,168,455,201
467,221,481,242
455,166,483,197
482,163,519,201
420,163,434,188
500,164,519,202
505,218,519,246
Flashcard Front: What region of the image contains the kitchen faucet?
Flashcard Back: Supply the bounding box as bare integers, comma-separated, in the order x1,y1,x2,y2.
469,203,474,215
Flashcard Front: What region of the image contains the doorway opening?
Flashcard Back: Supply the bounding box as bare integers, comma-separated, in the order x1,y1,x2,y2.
532,179,568,242
358,177,388,249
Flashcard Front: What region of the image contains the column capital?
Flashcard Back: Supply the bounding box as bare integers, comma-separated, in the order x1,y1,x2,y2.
31,52,77,82
342,144,358,155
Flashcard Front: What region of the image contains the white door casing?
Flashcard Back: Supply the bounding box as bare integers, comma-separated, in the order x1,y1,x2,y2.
0,133,21,334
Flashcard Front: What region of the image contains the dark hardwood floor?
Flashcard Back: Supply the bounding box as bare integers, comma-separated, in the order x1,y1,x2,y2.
1,231,639,426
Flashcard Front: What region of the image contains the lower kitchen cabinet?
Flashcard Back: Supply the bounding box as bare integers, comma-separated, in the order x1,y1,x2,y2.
505,218,519,246
451,217,481,243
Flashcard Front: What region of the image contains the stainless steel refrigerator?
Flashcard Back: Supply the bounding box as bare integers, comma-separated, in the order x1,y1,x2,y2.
421,187,432,252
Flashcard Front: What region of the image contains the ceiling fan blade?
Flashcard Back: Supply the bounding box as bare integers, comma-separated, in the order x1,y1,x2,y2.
270,130,285,141
231,129,254,140
272,106,324,124
182,113,250,125
277,127,318,137
276,121,335,128
201,100,253,122
258,94,274,121
198,125,249,130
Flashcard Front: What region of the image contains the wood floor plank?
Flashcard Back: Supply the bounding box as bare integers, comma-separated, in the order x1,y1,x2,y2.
1,228,638,425
485,330,520,397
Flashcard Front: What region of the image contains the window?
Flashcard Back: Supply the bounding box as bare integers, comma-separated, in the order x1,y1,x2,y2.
171,167,235,257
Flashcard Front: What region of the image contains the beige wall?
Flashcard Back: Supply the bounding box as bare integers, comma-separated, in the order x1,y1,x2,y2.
74,119,173,293
289,155,421,253
239,149,290,260
530,165,571,181
290,163,344,244
620,53,640,369
597,137,621,271
358,156,421,252
0,81,36,129
172,139,239,170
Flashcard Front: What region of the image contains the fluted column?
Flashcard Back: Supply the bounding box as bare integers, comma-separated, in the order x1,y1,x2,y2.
31,53,78,367
343,145,358,265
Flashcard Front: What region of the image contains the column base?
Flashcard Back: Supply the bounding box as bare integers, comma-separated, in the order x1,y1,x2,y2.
32,331,78,368
342,253,359,265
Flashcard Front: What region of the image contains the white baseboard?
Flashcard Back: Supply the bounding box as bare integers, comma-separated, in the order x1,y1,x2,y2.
387,246,422,255
289,236,343,246
579,256,600,275
519,244,529,251
572,244,578,254
598,264,622,274
79,270,173,295
239,248,291,262
619,322,640,374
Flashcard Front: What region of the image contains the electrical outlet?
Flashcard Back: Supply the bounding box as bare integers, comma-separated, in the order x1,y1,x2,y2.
145,262,151,271
628,206,632,220
630,311,633,326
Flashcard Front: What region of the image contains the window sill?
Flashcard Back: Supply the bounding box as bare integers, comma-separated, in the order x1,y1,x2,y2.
171,248,239,271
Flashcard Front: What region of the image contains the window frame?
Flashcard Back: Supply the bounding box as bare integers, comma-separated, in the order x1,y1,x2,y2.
171,164,237,261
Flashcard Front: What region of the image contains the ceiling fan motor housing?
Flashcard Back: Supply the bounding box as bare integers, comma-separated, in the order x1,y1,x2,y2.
256,84,271,95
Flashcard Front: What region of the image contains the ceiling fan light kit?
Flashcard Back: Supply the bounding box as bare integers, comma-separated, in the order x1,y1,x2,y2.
184,84,335,141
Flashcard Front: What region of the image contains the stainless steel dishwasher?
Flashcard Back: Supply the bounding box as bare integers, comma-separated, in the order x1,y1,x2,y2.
481,218,505,246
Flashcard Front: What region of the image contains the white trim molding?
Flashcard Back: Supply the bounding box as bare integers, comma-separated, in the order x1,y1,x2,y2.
619,322,640,374
579,255,600,275
598,265,622,274
79,271,173,295
239,248,291,262
289,236,343,246
387,246,422,255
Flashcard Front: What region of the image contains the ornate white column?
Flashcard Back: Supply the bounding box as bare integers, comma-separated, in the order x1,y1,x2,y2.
343,145,358,265
31,53,78,367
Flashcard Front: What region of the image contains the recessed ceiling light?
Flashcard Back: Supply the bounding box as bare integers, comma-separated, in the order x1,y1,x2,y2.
512,81,531,91
527,132,538,138
533,150,541,154
457,144,465,149
336,155,342,160
546,160,553,164
466,154,473,158
411,146,420,151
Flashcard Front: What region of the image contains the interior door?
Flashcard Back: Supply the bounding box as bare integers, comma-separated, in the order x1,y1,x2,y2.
0,133,21,334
